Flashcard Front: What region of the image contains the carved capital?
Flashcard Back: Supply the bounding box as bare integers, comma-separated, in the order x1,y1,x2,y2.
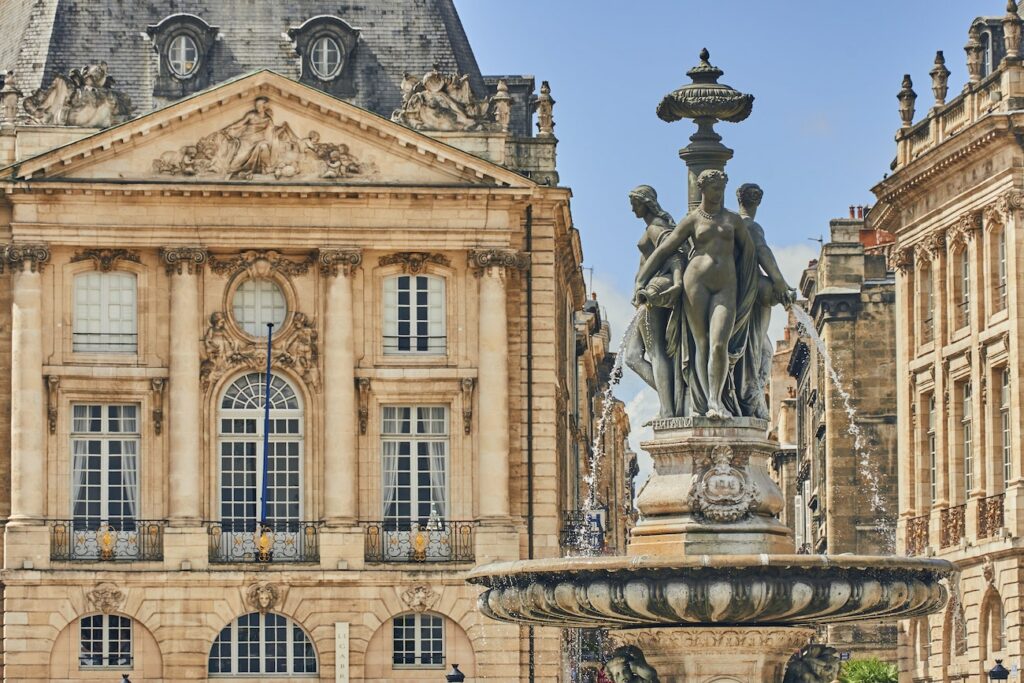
461,377,476,434
318,249,362,277
160,247,208,275
209,250,315,279
914,232,945,263
378,252,450,274
888,244,914,273
86,582,125,614
468,248,530,277
70,248,140,272
357,378,371,435
151,378,166,435
45,375,59,434
0,243,50,273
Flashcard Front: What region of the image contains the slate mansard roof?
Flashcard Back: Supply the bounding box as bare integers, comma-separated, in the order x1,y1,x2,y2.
0,0,536,135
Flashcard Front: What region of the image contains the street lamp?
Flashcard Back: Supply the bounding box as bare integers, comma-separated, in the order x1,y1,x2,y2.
445,663,466,682
988,660,1010,681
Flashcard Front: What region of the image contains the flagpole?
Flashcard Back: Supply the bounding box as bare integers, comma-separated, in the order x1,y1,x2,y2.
259,322,274,529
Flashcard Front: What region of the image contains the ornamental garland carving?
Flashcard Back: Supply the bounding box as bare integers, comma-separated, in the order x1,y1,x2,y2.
318,249,362,277
153,97,377,181
401,585,439,613
468,248,531,276
687,444,760,523
200,311,320,391
378,252,450,274
209,250,315,278
24,62,133,128
0,243,50,273
392,65,502,132
160,247,208,275
70,248,140,272
86,582,125,614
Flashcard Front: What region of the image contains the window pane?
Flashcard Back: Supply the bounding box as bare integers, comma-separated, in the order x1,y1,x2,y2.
74,272,137,353
383,275,445,355
233,279,287,337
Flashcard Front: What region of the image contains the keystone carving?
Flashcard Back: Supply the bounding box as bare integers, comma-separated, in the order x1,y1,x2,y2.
70,249,140,272
160,247,208,275
24,62,133,127
378,252,450,274
318,249,362,277
468,248,530,276
200,311,320,391
0,243,50,273
86,582,125,614
688,444,759,523
154,97,376,181
245,583,281,614
209,250,314,278
392,64,502,132
401,585,439,613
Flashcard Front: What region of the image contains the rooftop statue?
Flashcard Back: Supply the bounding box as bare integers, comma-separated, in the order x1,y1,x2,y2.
392,64,501,132
24,62,133,128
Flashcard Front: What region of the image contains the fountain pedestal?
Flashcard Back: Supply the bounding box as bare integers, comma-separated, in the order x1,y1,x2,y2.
611,626,815,683
631,418,793,556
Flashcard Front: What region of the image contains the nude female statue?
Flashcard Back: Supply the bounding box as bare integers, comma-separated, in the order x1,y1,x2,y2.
634,169,759,419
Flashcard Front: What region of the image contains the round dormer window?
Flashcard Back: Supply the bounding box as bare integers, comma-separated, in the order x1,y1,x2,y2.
232,279,287,337
310,36,342,79
168,34,199,78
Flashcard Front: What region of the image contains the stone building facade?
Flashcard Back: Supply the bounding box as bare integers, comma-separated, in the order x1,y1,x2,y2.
771,213,899,661
870,3,1024,680
0,3,627,681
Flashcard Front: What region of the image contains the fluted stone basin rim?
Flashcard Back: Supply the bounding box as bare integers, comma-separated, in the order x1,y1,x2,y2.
467,554,954,629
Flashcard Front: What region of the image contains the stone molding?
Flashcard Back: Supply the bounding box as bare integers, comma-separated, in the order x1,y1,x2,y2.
209,250,315,278
70,248,140,272
401,585,439,613
86,582,125,614
378,252,450,274
160,247,208,275
0,243,50,273
318,249,362,277
612,626,813,650
468,248,530,277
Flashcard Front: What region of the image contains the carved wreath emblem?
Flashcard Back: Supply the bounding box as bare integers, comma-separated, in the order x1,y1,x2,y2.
401,585,439,613
688,444,759,523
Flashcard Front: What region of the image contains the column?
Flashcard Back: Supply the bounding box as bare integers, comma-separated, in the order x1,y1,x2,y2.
6,244,49,525
472,249,527,520
162,247,207,526
320,250,361,525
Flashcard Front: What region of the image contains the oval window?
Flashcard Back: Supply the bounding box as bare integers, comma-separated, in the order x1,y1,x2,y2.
310,36,342,79
232,279,287,337
168,34,199,78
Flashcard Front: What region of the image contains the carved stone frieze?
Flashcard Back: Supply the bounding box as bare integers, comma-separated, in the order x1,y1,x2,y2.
401,585,439,613
70,248,140,272
461,377,475,434
86,582,125,614
392,65,501,132
154,97,376,181
245,583,281,614
160,247,208,275
318,249,362,277
357,378,371,435
888,244,914,273
613,627,814,651
378,252,450,274
200,311,320,391
45,375,59,434
687,444,760,523
209,250,314,278
468,248,530,276
0,243,50,273
24,62,133,127
151,378,166,435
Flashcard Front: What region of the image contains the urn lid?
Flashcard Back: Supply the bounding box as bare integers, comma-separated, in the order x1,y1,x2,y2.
657,48,754,124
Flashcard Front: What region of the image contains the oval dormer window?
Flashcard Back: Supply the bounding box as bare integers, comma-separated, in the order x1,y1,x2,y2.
310,35,342,79
168,34,199,78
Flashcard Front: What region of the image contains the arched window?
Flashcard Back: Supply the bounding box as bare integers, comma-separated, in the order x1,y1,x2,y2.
383,274,446,354
957,249,971,328
982,31,993,77
168,34,199,78
209,612,317,675
919,262,933,343
392,612,444,668
995,225,1008,312
927,393,937,504
310,36,342,79
216,374,304,561
80,614,132,668
73,271,137,353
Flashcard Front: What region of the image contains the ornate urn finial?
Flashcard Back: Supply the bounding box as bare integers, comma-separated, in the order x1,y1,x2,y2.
897,74,917,127
930,51,950,107
966,25,985,84
1005,1,1022,61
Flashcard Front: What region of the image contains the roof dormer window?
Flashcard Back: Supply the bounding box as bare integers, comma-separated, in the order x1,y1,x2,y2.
168,34,199,78
288,16,360,87
310,36,342,79
147,14,218,96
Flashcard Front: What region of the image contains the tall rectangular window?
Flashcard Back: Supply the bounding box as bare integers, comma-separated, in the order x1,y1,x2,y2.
383,275,445,355
997,229,1008,311
962,382,973,496
381,406,448,522
1002,368,1012,488
960,253,971,327
928,395,937,505
922,266,934,343
80,614,132,668
73,272,137,353
71,404,139,525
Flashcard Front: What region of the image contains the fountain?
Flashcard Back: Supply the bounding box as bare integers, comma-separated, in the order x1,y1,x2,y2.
467,50,954,683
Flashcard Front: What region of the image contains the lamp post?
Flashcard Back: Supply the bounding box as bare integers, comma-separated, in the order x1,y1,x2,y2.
445,663,466,682
988,660,1010,680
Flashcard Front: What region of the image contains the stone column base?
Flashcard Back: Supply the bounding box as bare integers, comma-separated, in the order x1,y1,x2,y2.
610,626,812,683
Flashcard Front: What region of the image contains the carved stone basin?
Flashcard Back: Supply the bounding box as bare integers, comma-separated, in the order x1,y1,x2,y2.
467,554,953,629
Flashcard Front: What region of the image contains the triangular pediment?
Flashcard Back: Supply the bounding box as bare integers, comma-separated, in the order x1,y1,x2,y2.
5,71,533,188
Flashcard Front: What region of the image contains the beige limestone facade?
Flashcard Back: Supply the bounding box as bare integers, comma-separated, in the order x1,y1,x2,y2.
871,4,1024,680
0,67,623,682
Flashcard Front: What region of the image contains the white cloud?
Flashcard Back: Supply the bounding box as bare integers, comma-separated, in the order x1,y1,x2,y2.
767,242,818,344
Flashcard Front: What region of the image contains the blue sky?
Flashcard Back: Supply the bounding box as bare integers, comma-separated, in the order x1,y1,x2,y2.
458,1,989,477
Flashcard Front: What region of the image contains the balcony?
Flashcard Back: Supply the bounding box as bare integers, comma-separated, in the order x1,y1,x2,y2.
363,520,474,563
206,521,321,563
50,519,164,561
977,493,1006,539
940,504,966,548
905,514,929,557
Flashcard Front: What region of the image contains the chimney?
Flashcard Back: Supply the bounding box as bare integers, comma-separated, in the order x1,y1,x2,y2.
849,205,855,219
857,206,864,219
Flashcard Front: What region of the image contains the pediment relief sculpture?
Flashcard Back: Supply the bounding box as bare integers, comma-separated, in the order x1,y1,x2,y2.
153,96,377,181
392,65,503,132
209,250,314,278
201,311,320,391
24,62,133,128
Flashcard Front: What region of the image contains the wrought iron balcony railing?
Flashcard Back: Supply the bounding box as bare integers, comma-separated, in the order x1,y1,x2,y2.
940,504,966,548
206,520,321,563
977,493,1006,539
50,519,164,561
363,520,474,563
905,514,929,557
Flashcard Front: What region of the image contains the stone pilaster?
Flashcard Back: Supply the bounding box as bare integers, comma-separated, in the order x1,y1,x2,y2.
4,244,49,526
319,249,361,526
161,247,207,526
